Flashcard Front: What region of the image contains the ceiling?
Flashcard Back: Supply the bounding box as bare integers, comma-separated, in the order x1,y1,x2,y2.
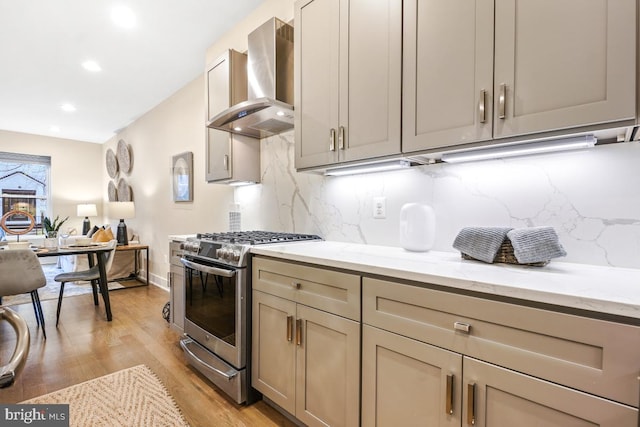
0,0,265,143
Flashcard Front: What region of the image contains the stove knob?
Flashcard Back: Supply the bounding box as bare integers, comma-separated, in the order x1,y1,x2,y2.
232,251,240,262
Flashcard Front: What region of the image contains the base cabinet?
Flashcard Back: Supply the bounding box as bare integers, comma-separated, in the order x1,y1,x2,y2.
362,277,640,426
168,241,184,332
252,290,360,427
363,324,638,427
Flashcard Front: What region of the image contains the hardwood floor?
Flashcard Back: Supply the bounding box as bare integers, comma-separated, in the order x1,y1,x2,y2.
0,284,297,427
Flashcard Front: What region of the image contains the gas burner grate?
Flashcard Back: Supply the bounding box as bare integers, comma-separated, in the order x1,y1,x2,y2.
196,230,322,245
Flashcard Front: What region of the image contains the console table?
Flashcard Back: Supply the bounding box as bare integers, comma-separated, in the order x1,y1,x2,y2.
116,243,149,285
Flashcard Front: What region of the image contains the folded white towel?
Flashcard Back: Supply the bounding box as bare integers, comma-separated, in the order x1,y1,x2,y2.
507,227,566,264
452,227,513,263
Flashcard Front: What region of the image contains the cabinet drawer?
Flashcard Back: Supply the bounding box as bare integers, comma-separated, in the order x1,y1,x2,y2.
252,256,360,321
363,277,640,407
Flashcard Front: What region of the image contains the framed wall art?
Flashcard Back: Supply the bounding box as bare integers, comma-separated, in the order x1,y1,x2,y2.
172,151,193,202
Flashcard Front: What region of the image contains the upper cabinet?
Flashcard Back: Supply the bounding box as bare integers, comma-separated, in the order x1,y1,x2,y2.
294,0,402,170
403,0,637,153
205,50,260,184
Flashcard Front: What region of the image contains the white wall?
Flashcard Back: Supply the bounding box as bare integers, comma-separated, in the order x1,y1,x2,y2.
102,76,234,286
0,130,103,234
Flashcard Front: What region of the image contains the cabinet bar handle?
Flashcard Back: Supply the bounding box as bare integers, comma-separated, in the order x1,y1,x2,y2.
286,316,293,342
454,321,471,334
479,90,486,123
329,128,336,151
467,383,476,425
446,374,454,415
296,319,303,346
338,126,345,150
223,154,229,170
498,83,506,119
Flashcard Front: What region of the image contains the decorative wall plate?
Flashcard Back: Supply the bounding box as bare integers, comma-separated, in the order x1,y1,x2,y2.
108,180,118,201
117,178,132,201
106,149,118,178
117,139,131,174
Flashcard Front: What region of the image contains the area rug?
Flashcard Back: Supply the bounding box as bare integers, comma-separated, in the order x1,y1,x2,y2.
1,264,124,307
21,364,190,427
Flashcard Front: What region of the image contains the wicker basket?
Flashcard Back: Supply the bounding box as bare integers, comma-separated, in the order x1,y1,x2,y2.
461,238,549,267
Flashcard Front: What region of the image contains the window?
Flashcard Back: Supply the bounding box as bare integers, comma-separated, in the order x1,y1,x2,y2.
0,152,51,235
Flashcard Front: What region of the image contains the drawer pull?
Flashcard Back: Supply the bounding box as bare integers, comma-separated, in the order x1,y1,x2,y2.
446,374,454,415
454,322,471,334
498,83,506,119
286,315,293,342
329,128,336,151
292,281,301,290
467,383,476,425
478,90,486,123
296,319,303,346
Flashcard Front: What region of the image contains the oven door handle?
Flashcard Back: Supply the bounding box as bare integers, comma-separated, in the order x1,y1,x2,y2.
180,258,237,278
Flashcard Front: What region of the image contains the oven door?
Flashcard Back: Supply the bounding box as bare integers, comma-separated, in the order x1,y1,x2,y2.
180,256,246,369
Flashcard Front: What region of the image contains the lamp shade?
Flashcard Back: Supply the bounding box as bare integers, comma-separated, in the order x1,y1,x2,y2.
77,203,97,217
108,201,135,219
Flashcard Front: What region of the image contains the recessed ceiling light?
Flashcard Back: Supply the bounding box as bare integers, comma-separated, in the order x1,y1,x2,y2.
50,126,60,132
60,103,76,112
111,5,136,28
234,127,242,131
82,60,102,72
276,111,285,117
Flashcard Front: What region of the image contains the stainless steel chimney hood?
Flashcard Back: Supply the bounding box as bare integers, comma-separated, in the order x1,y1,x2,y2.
208,18,294,139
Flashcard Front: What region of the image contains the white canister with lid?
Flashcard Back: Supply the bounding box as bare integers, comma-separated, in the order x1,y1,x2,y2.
399,203,436,252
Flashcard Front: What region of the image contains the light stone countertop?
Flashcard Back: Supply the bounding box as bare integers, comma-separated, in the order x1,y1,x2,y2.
250,241,640,322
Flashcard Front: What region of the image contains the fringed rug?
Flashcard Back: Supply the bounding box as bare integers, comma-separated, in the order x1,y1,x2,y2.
1,264,124,306
21,365,190,427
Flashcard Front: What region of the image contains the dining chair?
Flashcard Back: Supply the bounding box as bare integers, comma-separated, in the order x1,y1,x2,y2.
0,306,30,387
0,249,47,339
54,239,117,327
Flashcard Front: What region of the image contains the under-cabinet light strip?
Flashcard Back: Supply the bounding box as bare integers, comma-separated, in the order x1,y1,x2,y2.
440,135,597,164
325,160,412,176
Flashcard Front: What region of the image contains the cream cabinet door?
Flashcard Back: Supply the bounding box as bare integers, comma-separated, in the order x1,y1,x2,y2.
251,290,297,414
493,0,636,139
295,0,401,169
403,0,495,152
295,304,360,427
295,0,340,169
362,325,462,427
169,264,184,332
340,0,401,163
464,357,638,427
205,128,231,182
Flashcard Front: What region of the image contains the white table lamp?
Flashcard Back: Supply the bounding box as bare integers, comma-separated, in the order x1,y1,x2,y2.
77,204,98,235
108,201,135,246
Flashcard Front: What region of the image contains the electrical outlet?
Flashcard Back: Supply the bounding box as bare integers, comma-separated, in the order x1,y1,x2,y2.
373,197,386,219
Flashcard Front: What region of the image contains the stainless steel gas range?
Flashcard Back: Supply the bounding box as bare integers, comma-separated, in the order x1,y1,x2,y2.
179,231,322,404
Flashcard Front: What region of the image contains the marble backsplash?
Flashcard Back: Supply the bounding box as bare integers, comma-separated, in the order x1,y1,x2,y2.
235,131,640,269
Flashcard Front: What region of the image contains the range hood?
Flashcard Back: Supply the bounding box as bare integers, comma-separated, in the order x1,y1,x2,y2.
208,18,294,139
